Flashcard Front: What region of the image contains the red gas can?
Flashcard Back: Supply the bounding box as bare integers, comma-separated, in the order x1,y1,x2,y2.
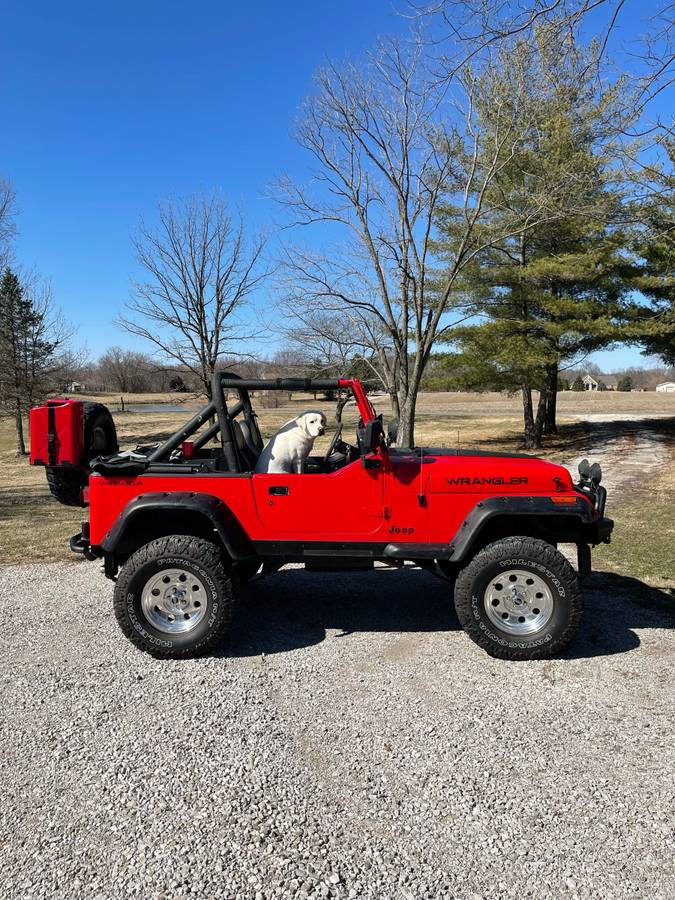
30,399,85,467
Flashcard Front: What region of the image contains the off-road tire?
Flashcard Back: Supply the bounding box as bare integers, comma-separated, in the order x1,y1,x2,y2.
113,535,236,658
454,536,583,661
45,402,118,506
45,466,85,506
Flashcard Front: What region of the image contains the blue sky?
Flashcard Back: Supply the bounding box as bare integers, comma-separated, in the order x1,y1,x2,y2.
2,0,667,372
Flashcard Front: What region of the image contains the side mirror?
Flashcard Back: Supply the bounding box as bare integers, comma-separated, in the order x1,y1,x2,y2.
387,418,399,447
362,418,384,454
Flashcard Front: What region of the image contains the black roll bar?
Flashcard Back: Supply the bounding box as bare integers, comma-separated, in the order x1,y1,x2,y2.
211,371,240,471
147,402,216,463
146,398,247,464
218,378,340,391
191,420,220,452
191,397,246,452
146,373,342,470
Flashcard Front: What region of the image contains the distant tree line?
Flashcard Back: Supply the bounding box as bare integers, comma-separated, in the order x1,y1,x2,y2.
78,347,193,395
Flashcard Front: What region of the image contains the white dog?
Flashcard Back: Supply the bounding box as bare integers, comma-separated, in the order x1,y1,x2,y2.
254,411,327,474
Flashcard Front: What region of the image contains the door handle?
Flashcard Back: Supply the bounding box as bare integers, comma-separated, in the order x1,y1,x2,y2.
268,485,289,496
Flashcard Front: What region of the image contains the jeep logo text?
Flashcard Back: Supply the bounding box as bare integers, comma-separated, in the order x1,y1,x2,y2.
446,476,529,486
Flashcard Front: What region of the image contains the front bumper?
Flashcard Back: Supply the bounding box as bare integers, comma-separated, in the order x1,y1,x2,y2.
595,516,614,544
575,478,611,544
578,517,613,576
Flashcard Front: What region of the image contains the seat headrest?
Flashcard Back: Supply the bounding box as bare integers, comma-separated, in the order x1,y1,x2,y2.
232,420,245,449
232,419,260,470
239,419,263,452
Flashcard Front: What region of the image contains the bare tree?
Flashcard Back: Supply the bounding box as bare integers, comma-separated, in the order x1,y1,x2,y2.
21,278,76,412
275,35,579,445
283,299,393,379
120,193,267,397
97,346,156,393
282,306,389,420
418,0,673,129
413,0,621,64
0,177,17,267
55,346,91,391
628,2,674,121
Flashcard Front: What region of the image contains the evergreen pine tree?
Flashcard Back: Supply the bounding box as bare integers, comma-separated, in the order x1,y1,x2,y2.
0,268,57,454
631,140,675,365
434,27,634,448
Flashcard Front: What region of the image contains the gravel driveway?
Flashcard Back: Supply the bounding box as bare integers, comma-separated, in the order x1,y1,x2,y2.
1,557,674,900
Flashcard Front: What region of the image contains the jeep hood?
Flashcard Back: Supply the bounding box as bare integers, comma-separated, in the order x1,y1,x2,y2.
390,448,574,495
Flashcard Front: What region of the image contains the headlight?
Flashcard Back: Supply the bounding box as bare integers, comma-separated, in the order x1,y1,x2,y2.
578,458,602,485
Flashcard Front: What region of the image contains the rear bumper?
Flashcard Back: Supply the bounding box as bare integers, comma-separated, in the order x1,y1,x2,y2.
69,522,97,560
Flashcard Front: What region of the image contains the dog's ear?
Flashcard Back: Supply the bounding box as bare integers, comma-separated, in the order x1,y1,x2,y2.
296,414,310,436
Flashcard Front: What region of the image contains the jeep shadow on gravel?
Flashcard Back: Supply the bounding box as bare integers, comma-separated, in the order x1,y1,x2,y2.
30,372,613,660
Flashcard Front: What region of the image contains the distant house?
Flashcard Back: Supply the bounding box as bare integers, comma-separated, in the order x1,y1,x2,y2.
66,381,86,393
656,381,675,393
582,374,619,391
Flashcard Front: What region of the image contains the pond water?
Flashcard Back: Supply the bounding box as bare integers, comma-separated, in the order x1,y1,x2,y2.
120,403,199,413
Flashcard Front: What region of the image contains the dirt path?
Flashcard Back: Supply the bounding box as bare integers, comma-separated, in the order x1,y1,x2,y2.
563,415,674,496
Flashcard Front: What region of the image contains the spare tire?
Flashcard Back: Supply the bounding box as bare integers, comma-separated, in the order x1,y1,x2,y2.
82,402,118,462
45,402,118,506
45,466,87,506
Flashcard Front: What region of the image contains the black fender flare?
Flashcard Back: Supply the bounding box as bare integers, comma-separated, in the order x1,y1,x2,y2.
447,495,598,561
99,491,255,561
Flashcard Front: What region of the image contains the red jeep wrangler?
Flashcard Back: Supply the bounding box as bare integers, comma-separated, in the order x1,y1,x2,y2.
30,373,612,661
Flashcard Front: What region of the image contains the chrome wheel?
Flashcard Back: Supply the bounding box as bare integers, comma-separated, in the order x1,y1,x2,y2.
140,568,208,634
483,569,554,636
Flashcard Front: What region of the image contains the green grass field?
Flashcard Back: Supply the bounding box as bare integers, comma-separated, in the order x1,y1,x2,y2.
595,460,675,588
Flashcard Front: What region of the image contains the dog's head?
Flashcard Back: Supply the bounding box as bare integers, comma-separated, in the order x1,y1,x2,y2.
297,410,327,439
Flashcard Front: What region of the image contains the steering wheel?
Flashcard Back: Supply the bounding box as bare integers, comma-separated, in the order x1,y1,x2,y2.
322,424,344,464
